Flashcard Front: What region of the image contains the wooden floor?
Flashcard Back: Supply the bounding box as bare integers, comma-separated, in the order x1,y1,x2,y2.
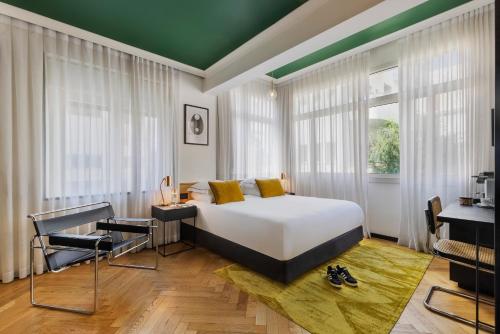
0,240,494,334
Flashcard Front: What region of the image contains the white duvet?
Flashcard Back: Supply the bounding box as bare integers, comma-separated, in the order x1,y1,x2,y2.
187,195,363,261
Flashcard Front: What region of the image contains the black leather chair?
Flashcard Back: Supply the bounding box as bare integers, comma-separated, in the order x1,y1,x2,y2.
28,202,158,314
424,196,494,332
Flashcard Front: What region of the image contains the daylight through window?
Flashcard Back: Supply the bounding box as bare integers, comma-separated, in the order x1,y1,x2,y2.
368,67,400,175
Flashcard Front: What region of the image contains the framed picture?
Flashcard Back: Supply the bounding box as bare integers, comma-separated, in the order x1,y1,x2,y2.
184,104,209,145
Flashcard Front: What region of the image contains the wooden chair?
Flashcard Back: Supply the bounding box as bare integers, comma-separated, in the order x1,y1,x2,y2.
424,196,495,332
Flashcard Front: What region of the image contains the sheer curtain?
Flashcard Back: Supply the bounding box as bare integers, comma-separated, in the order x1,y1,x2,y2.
0,15,44,283
0,14,179,283
217,80,281,179
398,4,494,251
283,53,371,235
44,34,179,243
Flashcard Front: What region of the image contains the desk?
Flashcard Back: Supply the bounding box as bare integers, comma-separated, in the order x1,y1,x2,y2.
437,203,494,295
437,202,494,225
437,202,494,333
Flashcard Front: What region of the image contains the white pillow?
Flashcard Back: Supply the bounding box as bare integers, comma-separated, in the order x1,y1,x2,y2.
240,178,256,184
188,187,210,194
240,181,261,197
190,192,213,203
188,181,211,192
240,177,270,185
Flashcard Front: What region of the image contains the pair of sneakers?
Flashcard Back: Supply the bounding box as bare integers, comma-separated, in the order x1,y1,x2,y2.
326,265,357,288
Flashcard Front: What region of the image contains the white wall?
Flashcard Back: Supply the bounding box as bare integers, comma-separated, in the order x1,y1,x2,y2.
175,43,404,239
367,180,400,238
178,71,217,182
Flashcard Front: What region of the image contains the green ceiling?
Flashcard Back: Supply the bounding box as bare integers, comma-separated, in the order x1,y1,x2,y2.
268,0,471,79
1,0,476,78
1,0,306,70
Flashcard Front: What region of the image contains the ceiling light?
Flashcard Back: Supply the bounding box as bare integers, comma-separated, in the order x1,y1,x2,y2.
269,74,277,99
269,87,277,99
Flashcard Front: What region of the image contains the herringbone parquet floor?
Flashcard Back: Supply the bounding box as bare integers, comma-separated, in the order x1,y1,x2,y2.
0,239,494,333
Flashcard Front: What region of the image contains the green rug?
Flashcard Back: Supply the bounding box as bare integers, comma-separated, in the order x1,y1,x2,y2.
215,238,432,334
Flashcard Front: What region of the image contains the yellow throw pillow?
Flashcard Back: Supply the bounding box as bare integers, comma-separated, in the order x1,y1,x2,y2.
255,178,285,198
208,180,245,205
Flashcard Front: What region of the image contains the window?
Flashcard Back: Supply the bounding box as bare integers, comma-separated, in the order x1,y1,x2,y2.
232,91,280,179
44,54,133,198
43,50,168,199
368,67,400,175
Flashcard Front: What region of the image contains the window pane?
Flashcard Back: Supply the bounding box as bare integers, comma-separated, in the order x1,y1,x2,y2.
44,52,133,198
369,67,398,98
368,103,400,174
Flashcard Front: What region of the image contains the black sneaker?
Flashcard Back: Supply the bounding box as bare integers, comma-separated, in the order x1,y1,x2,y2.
336,265,358,287
326,266,342,288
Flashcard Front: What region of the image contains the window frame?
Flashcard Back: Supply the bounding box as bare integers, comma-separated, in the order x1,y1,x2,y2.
368,65,400,182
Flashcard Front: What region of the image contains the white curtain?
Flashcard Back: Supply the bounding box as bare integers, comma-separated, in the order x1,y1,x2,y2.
0,15,44,284
283,53,371,235
217,55,371,235
398,4,494,251
0,14,179,283
217,80,281,179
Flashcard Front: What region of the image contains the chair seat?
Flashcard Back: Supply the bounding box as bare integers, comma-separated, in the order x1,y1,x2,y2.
110,234,147,251
46,249,107,272
434,239,494,270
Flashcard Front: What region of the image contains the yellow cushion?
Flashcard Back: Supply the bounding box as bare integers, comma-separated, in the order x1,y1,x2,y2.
208,180,245,205
255,178,285,198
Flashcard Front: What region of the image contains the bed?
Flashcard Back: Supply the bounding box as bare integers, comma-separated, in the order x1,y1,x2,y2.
180,185,364,283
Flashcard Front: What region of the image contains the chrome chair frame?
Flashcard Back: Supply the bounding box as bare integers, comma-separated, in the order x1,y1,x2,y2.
423,203,495,333
104,217,159,270
424,286,494,332
28,202,158,314
29,235,108,314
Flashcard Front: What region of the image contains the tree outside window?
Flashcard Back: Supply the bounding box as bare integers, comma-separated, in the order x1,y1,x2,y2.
368,67,400,175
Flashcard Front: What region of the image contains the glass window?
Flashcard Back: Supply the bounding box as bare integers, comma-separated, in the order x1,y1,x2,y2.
368,103,399,174
368,67,400,175
369,67,398,99
43,52,165,198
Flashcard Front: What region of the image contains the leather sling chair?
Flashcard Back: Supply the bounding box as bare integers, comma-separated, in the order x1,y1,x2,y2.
424,196,494,333
28,202,158,314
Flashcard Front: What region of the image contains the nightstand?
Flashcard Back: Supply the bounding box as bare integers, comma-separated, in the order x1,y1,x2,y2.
151,204,197,257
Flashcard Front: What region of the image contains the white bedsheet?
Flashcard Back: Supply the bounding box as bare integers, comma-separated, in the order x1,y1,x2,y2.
187,195,363,261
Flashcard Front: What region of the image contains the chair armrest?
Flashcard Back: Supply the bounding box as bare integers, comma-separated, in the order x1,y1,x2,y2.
49,233,112,250
96,222,150,234
113,217,154,223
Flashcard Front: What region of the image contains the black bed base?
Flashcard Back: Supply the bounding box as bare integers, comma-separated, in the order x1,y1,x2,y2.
181,223,363,284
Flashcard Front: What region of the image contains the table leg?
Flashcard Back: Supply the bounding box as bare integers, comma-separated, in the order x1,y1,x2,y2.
163,219,166,256
475,226,479,334
193,217,196,248
156,218,196,257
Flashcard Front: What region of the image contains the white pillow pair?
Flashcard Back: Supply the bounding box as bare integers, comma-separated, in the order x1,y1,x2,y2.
188,181,214,202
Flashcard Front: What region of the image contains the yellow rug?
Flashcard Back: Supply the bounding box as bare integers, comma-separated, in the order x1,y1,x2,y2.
215,238,432,334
